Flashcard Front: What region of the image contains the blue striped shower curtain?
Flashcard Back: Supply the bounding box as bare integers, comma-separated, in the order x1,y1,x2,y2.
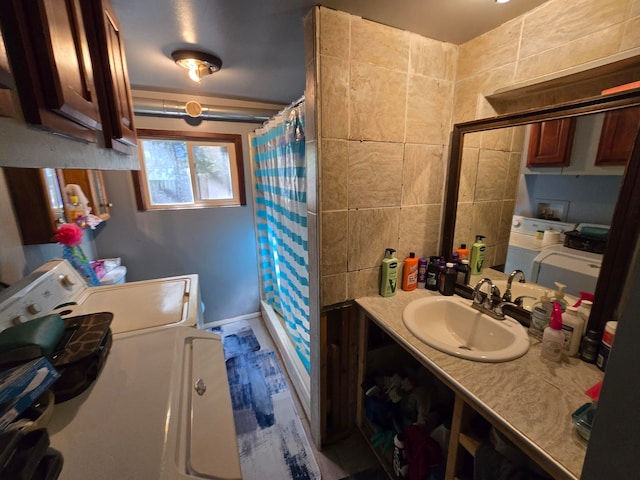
252,101,310,372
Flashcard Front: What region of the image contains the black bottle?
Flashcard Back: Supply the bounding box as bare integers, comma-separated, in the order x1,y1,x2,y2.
456,259,470,286
426,256,439,291
438,262,456,296
580,330,600,364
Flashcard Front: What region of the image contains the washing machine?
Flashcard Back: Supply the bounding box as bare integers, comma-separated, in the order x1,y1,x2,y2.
504,215,576,281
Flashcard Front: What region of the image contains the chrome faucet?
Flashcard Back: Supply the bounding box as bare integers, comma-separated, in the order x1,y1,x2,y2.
472,278,502,318
502,269,526,303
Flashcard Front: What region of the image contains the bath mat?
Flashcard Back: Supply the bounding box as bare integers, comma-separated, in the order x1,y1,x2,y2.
210,325,321,480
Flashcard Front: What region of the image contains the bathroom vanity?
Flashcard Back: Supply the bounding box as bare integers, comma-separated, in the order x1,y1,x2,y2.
355,284,603,479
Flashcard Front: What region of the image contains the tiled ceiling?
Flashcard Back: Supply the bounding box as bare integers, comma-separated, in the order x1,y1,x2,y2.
111,0,549,105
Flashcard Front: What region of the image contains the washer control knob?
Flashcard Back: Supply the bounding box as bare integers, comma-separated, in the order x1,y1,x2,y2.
27,303,42,315
11,315,27,325
512,219,521,228
58,274,76,288
194,379,207,396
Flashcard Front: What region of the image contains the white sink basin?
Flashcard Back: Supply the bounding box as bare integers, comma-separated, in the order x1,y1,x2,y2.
402,297,530,362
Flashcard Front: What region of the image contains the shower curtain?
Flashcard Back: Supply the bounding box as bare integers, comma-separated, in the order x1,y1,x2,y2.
251,100,310,372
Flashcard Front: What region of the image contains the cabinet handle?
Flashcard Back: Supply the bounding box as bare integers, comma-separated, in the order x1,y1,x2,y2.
194,378,207,396
100,203,113,207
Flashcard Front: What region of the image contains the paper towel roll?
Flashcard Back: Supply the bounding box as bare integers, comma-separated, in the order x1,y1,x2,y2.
542,229,561,246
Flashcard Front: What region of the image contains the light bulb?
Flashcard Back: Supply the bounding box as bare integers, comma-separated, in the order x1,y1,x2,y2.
188,66,201,82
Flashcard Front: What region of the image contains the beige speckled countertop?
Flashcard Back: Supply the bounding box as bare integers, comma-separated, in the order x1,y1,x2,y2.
356,282,603,480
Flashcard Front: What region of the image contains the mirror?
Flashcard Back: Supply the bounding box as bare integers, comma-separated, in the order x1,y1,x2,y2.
442,89,640,335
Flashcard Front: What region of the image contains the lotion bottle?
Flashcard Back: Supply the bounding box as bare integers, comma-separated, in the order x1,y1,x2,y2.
469,235,486,275
561,306,583,357
380,248,399,297
529,291,552,340
541,302,564,362
402,252,418,291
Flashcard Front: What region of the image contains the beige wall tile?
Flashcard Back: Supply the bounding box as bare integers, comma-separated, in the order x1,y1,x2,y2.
321,139,348,211
519,0,629,59
304,8,316,68
348,207,400,270
321,273,348,307
631,0,640,17
321,210,348,275
410,34,457,81
406,75,454,144
453,64,515,123
305,59,317,143
481,128,513,151
515,25,624,83
472,201,502,247
457,19,521,80
482,245,497,270
454,202,474,250
475,149,509,201
458,146,479,203
320,55,349,139
350,62,407,142
504,152,522,200
499,200,516,244
319,7,350,59
511,125,526,152
347,268,380,299
402,144,445,206
494,243,509,268
351,18,410,71
621,15,640,50
348,141,404,208
307,140,318,214
398,204,441,261
464,131,482,149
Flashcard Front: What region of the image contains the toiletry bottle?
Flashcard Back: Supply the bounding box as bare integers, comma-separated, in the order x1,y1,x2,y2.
469,235,486,275
438,262,456,296
561,306,583,357
426,256,439,291
417,257,428,289
451,251,460,269
580,330,601,364
577,300,593,336
541,302,564,362
457,244,470,261
552,282,568,312
529,291,552,340
402,252,419,291
456,260,470,286
69,195,86,227
596,321,618,371
380,248,399,297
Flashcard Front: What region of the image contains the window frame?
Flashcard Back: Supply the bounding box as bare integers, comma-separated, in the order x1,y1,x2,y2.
132,128,246,210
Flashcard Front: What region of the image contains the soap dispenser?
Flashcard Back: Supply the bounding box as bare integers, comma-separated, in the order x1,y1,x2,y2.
380,248,399,297
529,291,552,341
552,282,568,312
541,302,564,362
469,235,486,275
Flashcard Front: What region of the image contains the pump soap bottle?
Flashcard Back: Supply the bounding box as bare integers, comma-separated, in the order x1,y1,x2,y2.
470,235,486,275
529,291,552,340
380,248,399,297
541,302,564,362
552,282,568,312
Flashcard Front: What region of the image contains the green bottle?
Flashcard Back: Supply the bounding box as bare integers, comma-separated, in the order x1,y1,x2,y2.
380,248,398,297
470,235,486,275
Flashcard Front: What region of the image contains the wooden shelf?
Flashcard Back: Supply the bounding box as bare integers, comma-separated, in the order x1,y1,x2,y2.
459,433,481,456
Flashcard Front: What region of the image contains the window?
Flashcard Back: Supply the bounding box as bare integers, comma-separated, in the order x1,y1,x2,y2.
133,129,246,210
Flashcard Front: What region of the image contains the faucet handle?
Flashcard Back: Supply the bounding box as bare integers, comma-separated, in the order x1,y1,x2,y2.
495,301,518,319
513,295,536,308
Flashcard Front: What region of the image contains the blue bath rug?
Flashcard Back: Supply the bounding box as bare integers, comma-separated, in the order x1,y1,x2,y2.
211,324,321,480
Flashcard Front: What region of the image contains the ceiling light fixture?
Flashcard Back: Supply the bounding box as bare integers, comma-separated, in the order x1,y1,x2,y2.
171,50,222,83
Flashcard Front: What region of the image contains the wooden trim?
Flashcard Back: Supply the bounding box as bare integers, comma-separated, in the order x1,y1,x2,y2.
441,88,640,336
132,128,246,210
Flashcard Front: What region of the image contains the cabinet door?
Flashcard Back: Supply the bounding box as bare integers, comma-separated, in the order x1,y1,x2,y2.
595,106,640,166
3,167,66,245
60,169,111,221
526,118,576,167
0,0,99,142
0,29,16,118
81,0,137,153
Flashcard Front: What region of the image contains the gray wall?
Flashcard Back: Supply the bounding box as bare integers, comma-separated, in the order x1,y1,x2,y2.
93,114,263,324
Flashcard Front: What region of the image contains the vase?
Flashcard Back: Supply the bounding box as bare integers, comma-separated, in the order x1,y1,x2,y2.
62,245,101,287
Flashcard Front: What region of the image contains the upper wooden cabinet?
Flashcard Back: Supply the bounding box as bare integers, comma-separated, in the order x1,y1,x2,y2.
0,0,136,151
81,0,137,153
595,106,640,166
526,118,576,168
0,0,99,142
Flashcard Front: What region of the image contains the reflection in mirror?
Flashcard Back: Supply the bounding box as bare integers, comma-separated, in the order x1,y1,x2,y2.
442,90,640,335
453,109,637,299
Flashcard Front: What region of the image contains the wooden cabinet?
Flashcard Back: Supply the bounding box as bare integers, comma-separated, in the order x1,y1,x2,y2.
4,167,110,245
0,0,100,142
0,0,136,151
60,169,112,221
3,167,67,245
526,118,576,168
595,106,640,166
81,0,137,153
0,29,16,118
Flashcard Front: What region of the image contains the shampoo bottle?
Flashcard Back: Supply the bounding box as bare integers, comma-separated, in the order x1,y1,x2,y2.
469,235,486,275
380,248,399,297
457,244,470,261
426,256,440,291
529,291,552,340
552,282,568,312
402,252,419,291
417,257,428,289
541,302,564,362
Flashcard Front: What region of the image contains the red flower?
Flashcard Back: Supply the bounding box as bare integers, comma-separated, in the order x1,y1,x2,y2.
55,223,84,247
